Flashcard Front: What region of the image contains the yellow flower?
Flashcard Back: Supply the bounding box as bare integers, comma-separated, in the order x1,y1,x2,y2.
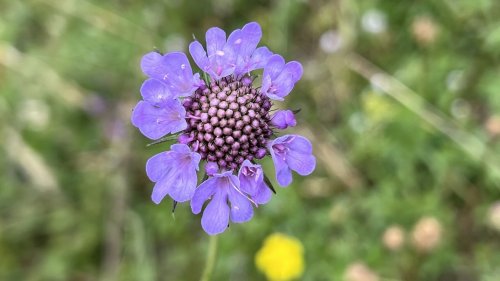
362,92,396,123
255,233,305,281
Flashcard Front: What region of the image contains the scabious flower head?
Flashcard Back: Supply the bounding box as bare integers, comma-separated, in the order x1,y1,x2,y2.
131,22,316,235
255,233,305,281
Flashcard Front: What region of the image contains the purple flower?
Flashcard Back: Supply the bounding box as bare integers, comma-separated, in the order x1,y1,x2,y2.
205,161,219,176
140,79,173,106
271,110,297,129
131,99,187,140
189,28,235,80
191,171,254,235
146,144,201,203
225,23,273,76
238,160,272,205
261,54,303,101
269,135,316,187
189,22,272,80
132,22,315,235
141,52,201,97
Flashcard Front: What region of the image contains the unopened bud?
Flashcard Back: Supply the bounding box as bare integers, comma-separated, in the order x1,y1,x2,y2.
205,162,218,176
271,110,296,129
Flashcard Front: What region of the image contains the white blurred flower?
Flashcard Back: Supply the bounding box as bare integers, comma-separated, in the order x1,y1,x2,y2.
319,30,343,53
18,99,50,131
344,262,380,281
349,112,367,133
411,16,439,46
446,70,465,92
382,225,405,251
487,202,500,232
451,98,471,119
485,116,500,137
411,216,442,252
361,10,387,34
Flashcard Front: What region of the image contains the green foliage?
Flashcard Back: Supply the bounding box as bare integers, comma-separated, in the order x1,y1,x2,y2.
1,0,500,280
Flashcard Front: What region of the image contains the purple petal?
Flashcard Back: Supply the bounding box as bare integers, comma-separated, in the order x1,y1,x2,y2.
276,165,293,186
228,22,263,75
269,61,303,98
246,47,273,72
161,52,199,97
189,41,210,72
205,27,226,57
140,79,172,106
253,181,272,204
208,45,236,79
261,56,303,100
170,142,197,155
201,191,230,235
191,177,217,214
164,167,199,202
205,27,237,79
268,135,315,186
263,54,286,80
271,110,296,129
238,22,262,57
151,176,174,204
261,55,286,100
145,151,169,182
141,52,167,78
285,111,298,127
284,61,303,83
227,185,254,223
226,29,243,54
237,161,272,205
148,144,201,203
269,145,292,187
238,160,263,196
287,135,313,154
285,136,315,176
287,152,316,176
205,161,219,176
131,100,187,140
192,25,243,79
261,75,275,100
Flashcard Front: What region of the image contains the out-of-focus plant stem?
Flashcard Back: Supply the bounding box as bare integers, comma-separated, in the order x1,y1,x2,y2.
200,235,218,281
346,52,500,182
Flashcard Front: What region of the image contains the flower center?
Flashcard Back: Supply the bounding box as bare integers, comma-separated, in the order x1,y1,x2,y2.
181,76,273,170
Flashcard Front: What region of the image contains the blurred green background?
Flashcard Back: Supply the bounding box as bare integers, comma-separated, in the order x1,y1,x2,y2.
1,0,500,280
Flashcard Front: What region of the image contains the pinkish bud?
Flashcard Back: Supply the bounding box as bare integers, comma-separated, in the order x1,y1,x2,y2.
382,225,405,251
411,216,442,252
271,110,296,129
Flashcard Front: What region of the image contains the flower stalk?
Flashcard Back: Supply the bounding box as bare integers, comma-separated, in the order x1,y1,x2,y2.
200,235,218,281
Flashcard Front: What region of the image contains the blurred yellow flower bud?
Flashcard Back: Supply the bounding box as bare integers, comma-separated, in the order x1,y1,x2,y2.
255,233,304,281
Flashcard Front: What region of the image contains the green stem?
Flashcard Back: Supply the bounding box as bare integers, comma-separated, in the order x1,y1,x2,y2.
199,235,218,281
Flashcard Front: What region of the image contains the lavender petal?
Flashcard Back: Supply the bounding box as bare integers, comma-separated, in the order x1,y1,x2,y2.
201,191,230,235
131,100,187,140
